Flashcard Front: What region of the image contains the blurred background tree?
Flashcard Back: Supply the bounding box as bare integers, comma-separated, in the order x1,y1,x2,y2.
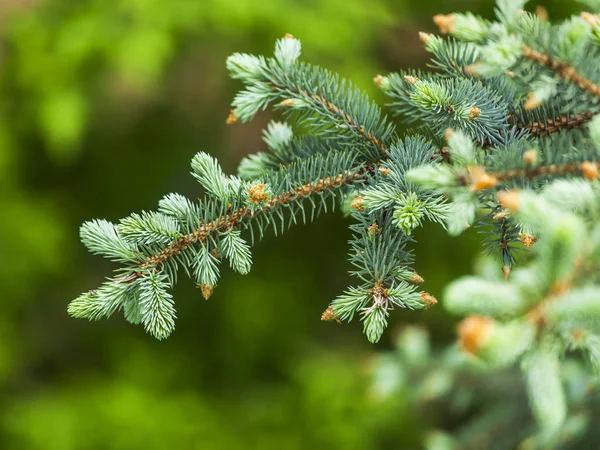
0,0,580,448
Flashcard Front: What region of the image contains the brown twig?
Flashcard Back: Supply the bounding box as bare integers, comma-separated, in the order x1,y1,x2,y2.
521,113,594,138
521,45,600,100
492,160,599,182
275,78,390,154
119,169,366,283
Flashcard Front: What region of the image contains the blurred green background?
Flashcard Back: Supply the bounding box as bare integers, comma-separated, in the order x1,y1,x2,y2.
0,0,579,448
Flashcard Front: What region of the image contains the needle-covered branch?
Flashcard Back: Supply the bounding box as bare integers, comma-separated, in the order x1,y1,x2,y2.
72,2,600,443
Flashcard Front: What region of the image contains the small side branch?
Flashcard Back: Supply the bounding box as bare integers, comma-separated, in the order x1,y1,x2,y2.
129,170,365,280
493,160,599,182
521,113,594,138
522,45,600,101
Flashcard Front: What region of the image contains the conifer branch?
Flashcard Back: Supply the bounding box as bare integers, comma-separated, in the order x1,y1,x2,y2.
72,8,600,436
521,112,594,138
276,82,391,154
132,169,365,280
521,45,600,101
484,160,600,186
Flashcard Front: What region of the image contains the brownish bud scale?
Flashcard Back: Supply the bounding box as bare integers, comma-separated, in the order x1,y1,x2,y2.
469,167,498,192
351,196,365,211
581,161,599,180
369,282,387,300
433,13,456,34
523,149,538,165
502,265,511,280
284,33,295,39
367,223,379,236
582,12,600,27
535,6,549,21
280,99,295,107
469,106,481,120
408,272,424,284
404,75,419,85
226,110,239,125
444,128,454,141
248,183,269,204
418,31,431,44
497,190,520,212
519,233,536,248
524,92,542,110
378,166,391,177
421,292,437,309
373,75,384,87
321,305,340,323
199,284,214,300
458,315,494,355
493,211,508,221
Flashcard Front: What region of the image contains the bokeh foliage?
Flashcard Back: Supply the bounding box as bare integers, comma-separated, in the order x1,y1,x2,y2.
0,0,580,448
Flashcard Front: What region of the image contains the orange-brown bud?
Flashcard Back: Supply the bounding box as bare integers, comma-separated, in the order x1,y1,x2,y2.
582,161,599,180
469,106,481,120
226,110,239,125
469,167,498,192
433,14,456,34
421,292,437,309
248,183,269,204
458,315,494,355
523,149,538,165
321,305,339,322
497,190,520,212
351,196,365,211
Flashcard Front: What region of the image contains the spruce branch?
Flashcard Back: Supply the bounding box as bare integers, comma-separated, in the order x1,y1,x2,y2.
135,167,364,281
521,44,600,101
72,7,600,432
521,112,594,137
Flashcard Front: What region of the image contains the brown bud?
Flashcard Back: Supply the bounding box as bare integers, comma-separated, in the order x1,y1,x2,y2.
458,315,494,355
419,32,432,44
408,272,424,284
373,75,384,87
433,14,456,34
469,166,498,192
280,99,295,107
444,128,454,141
321,305,339,323
502,265,511,280
524,92,542,110
369,282,386,300
497,190,520,212
199,284,214,300
378,166,391,177
582,12,600,27
582,161,599,180
351,196,365,211
465,63,482,76
523,149,538,165
469,106,481,120
367,223,379,236
535,6,549,21
404,75,419,85
493,211,508,221
226,110,239,125
284,33,295,39
519,233,536,248
248,183,269,204
421,292,437,309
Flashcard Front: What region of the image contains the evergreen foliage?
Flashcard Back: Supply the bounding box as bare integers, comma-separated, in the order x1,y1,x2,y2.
73,0,600,444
